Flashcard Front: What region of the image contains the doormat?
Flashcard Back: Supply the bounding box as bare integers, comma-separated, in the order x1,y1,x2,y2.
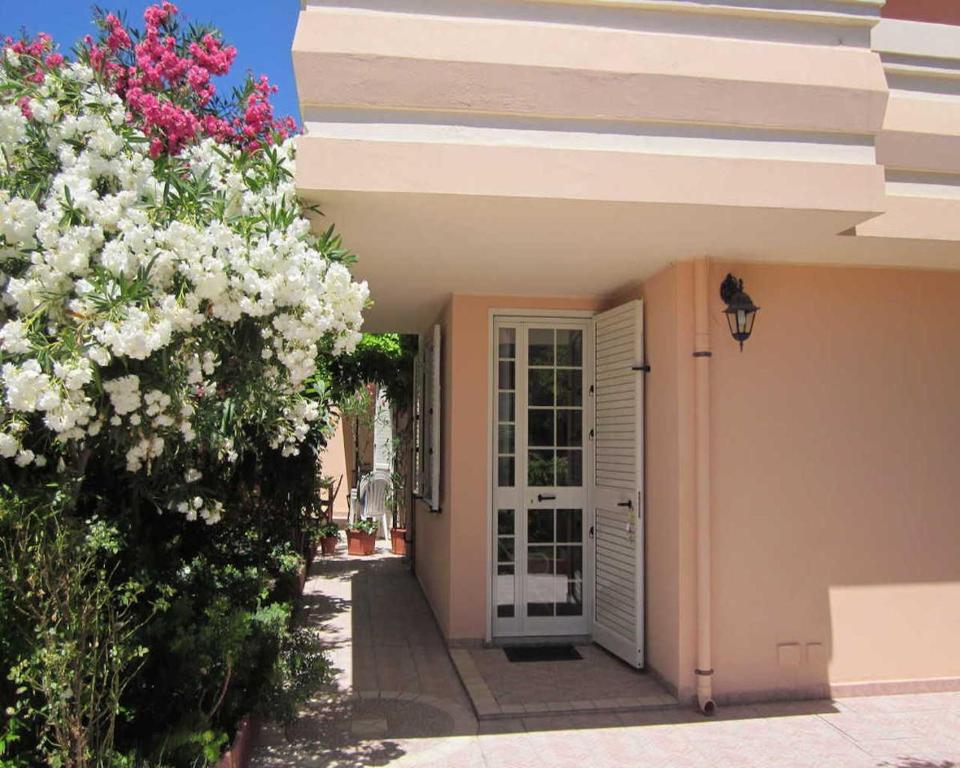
503,644,583,663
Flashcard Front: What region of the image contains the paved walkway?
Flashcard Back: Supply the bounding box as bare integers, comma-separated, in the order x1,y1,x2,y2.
451,642,676,718
251,545,960,768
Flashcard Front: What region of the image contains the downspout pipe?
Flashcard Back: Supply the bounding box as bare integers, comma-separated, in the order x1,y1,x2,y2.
693,257,716,715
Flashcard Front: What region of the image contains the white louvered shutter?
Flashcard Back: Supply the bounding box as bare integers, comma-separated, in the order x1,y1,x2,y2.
412,353,423,497
592,300,645,667
422,324,441,511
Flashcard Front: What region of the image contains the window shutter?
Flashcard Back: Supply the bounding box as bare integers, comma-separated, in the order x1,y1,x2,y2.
430,324,441,510
421,325,442,512
592,300,645,668
426,325,442,512
412,353,423,497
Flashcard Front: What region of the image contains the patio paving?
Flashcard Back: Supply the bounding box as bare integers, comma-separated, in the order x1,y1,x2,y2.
451,643,677,718
250,542,960,768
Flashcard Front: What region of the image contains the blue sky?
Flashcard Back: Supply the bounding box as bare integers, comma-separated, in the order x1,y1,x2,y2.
0,1,302,124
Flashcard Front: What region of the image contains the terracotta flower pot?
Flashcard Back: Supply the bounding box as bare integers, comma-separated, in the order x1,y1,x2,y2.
390,527,408,556
347,530,376,556
215,715,260,768
320,535,339,556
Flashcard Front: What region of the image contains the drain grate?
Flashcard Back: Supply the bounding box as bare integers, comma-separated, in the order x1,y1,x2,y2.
503,644,583,663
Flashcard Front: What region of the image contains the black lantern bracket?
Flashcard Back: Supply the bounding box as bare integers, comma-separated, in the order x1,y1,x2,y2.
719,274,744,306
720,274,760,351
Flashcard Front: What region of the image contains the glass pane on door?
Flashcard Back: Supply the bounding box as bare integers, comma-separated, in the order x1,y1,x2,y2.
556,507,584,616
497,328,516,488
525,507,584,618
527,328,584,488
496,508,516,618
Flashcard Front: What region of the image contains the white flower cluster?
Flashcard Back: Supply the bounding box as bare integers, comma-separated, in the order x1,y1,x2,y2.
270,398,324,457
174,495,223,525
0,62,369,522
0,103,28,157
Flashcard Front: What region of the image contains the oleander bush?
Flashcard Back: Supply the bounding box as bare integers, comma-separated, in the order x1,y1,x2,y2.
0,5,368,766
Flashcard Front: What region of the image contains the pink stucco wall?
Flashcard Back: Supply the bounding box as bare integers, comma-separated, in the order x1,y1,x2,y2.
417,266,960,697
294,7,887,135
317,414,350,519
419,295,602,641
705,262,960,698
414,302,454,636
643,264,698,700
643,260,960,700
883,0,960,25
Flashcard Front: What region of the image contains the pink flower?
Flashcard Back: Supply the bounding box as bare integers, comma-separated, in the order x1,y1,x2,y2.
104,14,131,52
13,7,299,157
143,2,178,29
158,48,189,84
4,31,54,63
186,65,214,105
188,34,236,76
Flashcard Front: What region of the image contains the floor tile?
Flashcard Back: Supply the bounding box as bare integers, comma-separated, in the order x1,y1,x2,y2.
251,542,960,768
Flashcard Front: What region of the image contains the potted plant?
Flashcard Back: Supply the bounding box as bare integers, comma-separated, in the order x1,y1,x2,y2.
390,526,408,557
318,521,341,556
347,517,379,556
385,466,408,556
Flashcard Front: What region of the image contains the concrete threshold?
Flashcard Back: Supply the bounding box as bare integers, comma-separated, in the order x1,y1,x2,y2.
449,647,681,721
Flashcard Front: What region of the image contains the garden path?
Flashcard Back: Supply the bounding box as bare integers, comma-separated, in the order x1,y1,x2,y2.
250,545,960,768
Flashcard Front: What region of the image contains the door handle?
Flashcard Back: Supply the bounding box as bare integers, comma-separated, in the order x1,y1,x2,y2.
617,500,633,510
537,493,556,502
588,526,595,539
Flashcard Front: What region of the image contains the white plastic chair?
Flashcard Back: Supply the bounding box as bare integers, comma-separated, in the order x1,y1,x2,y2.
360,472,391,541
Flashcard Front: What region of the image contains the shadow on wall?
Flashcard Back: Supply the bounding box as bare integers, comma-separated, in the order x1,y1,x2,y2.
881,763,956,768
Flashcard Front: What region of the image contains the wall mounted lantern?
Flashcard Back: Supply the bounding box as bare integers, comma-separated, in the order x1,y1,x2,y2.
720,274,759,351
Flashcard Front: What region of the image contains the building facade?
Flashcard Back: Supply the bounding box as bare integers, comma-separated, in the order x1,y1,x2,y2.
293,0,960,707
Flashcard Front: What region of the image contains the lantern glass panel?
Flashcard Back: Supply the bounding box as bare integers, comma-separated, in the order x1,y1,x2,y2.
725,311,737,338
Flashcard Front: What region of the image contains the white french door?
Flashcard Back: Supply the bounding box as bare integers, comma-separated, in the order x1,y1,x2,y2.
492,318,594,638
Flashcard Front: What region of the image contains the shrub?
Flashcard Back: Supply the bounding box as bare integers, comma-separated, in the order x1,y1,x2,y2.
0,5,369,766
0,38,367,518
0,494,153,768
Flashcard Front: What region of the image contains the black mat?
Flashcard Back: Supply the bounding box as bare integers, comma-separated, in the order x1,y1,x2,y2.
503,644,583,663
